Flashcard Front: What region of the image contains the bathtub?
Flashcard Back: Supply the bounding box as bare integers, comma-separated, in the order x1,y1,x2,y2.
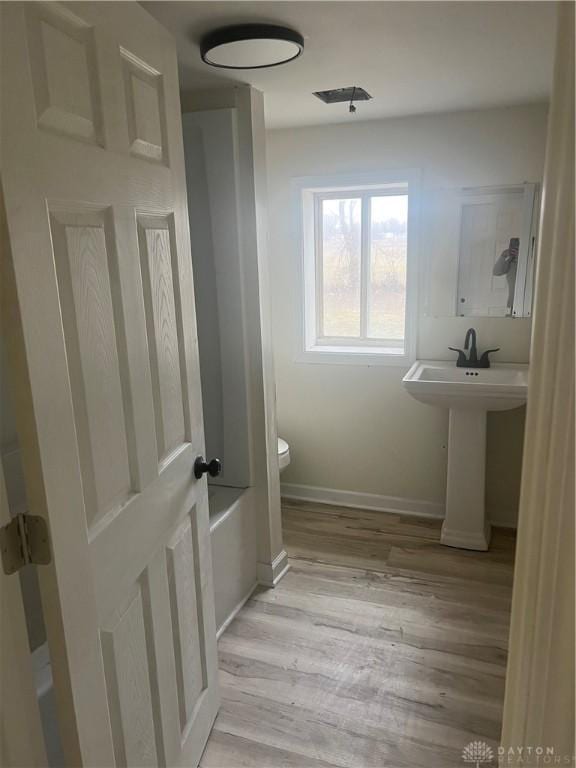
208,485,258,636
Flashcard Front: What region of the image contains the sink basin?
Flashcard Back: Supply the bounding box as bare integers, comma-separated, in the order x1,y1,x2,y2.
403,359,529,551
403,360,528,411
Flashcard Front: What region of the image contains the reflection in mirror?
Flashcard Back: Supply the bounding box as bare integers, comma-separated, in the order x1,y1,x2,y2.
426,183,540,318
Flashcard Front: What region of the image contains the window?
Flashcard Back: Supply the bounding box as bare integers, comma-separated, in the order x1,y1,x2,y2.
298,172,418,364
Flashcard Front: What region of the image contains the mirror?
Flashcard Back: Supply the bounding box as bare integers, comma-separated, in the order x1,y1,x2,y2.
425,182,540,318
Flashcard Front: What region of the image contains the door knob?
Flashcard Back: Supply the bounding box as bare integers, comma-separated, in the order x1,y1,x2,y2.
194,456,222,480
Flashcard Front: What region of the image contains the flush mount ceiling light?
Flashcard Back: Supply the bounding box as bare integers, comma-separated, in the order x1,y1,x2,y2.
200,24,304,69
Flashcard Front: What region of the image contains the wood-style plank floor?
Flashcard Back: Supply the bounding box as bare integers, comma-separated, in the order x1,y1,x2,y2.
201,500,516,768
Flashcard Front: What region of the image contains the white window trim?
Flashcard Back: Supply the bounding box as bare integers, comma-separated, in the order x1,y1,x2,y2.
293,170,420,366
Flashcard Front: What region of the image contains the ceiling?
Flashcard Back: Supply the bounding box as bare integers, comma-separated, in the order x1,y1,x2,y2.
143,1,556,129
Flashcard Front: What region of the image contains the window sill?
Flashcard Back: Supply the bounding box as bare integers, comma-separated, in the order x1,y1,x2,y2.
296,345,413,367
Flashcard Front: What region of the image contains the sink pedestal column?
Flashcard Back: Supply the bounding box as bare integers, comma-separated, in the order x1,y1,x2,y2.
441,409,491,551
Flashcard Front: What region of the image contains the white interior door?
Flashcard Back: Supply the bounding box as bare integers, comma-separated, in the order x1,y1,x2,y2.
1,2,219,766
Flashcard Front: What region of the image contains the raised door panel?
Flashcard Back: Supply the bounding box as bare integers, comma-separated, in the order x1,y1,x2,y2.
101,586,160,768
167,515,206,734
26,3,103,144
100,508,213,767
137,215,188,465
121,49,168,164
50,207,136,528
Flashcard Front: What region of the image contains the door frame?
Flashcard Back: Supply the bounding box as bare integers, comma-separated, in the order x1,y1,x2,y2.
1,182,48,768
501,3,574,760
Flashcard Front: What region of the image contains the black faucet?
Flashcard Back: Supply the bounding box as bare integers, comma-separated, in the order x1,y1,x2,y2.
465,328,478,363
449,328,500,368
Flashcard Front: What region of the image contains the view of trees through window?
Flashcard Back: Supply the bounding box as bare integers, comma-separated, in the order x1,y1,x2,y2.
321,198,362,336
320,194,408,341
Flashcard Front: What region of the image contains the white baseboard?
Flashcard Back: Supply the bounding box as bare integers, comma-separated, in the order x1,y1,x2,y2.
216,581,258,640
486,508,518,529
257,549,290,588
281,482,445,519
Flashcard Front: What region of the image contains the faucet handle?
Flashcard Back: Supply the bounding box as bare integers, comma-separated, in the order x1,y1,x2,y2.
478,348,500,368
449,347,468,367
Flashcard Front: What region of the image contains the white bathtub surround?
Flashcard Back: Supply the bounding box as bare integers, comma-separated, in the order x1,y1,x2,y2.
183,86,288,603
209,487,258,636
215,584,260,641
208,484,290,633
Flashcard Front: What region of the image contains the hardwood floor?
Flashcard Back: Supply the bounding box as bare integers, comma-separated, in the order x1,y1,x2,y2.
201,500,516,768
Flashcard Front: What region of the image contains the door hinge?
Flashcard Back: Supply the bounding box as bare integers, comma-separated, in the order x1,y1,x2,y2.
0,513,51,575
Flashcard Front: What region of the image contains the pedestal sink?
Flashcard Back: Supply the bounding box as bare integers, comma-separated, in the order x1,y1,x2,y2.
403,360,529,550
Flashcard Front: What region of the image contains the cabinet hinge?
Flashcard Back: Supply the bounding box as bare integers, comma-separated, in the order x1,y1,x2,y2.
0,513,51,575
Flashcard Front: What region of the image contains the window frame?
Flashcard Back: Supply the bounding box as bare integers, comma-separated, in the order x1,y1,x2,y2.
295,170,420,366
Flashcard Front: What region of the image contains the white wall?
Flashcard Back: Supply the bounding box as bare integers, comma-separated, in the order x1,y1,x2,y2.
267,104,548,527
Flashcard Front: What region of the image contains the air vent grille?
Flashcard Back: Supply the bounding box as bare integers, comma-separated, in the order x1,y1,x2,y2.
313,87,372,104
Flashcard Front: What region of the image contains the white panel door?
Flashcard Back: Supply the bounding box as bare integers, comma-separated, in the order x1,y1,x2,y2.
1,3,219,766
